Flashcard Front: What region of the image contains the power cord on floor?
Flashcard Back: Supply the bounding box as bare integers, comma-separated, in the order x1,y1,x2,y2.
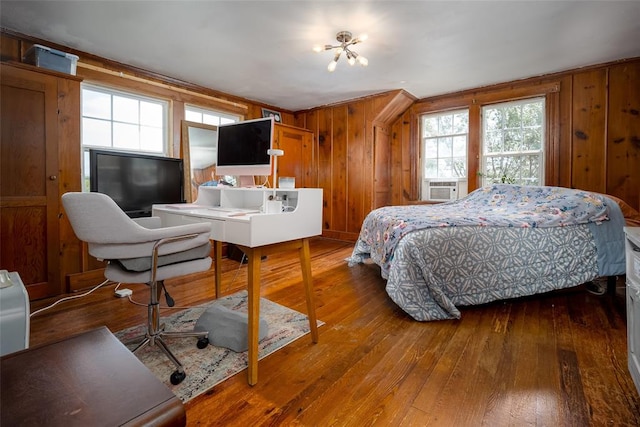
30,278,113,317
228,253,246,291
29,248,252,316
125,294,200,310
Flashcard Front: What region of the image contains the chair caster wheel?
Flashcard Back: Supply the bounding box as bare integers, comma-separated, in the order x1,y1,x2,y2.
197,337,209,349
170,370,186,385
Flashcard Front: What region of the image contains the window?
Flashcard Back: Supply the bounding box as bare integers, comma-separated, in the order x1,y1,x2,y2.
481,98,545,185
421,109,469,180
185,105,240,126
81,84,168,190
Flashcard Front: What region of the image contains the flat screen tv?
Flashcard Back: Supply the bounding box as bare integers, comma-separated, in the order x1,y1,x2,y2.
216,117,274,177
89,149,184,218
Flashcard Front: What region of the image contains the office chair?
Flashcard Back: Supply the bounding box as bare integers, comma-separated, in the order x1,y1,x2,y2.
62,192,212,385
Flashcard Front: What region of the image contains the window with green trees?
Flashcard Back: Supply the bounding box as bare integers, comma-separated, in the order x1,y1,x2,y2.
421,109,469,179
481,98,545,185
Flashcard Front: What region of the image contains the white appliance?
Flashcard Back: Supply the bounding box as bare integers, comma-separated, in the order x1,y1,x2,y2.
425,180,459,202
625,228,640,395
0,270,30,356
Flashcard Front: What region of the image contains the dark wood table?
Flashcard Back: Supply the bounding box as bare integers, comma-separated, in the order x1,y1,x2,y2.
1,326,185,426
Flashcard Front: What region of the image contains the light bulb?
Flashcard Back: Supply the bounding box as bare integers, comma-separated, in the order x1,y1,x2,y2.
312,45,323,53
346,51,356,66
357,34,368,42
357,56,368,67
328,50,341,72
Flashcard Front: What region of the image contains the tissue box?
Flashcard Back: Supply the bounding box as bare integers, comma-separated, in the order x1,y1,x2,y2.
24,44,79,75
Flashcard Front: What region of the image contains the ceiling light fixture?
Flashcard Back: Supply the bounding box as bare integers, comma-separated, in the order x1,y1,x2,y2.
313,31,368,72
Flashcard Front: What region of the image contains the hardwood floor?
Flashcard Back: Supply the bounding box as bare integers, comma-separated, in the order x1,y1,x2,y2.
29,238,640,426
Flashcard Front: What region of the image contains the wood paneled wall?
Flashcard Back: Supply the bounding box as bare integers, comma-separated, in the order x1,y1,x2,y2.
606,63,640,205
0,30,301,290
0,30,297,126
390,58,640,211
2,29,638,249
294,58,638,241
294,91,414,241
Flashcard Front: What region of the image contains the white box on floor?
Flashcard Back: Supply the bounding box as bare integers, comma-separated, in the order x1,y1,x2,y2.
0,271,30,356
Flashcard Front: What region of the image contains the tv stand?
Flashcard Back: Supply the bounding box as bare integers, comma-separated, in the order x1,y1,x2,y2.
152,186,322,385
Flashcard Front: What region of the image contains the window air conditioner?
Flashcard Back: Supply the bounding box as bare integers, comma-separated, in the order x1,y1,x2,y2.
427,180,459,201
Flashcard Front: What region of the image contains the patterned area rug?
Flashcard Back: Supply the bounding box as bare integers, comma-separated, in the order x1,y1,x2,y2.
114,290,321,402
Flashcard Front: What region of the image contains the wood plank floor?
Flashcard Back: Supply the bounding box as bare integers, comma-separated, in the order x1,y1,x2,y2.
29,238,640,426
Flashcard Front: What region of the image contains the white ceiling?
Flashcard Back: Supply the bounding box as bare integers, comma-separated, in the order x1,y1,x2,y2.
2,1,639,111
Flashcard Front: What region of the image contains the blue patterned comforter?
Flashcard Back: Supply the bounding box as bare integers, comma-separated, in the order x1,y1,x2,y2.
352,185,609,278
348,185,624,321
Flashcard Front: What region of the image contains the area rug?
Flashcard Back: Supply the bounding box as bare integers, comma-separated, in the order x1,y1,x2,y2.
114,290,322,402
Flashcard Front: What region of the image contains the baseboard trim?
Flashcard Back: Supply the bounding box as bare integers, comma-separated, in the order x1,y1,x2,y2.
67,268,106,292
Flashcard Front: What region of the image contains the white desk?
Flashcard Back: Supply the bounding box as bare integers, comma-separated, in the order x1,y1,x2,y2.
153,186,322,385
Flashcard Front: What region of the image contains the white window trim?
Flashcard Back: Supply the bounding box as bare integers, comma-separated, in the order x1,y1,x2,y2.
420,108,470,180
185,104,242,125
480,97,545,186
80,83,170,191
81,83,170,155
419,108,470,201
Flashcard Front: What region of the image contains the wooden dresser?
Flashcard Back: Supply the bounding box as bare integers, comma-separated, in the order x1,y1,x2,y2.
1,326,185,426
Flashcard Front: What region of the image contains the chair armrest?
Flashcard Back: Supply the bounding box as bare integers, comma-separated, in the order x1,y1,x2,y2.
89,222,213,260
62,191,213,260
133,216,162,229
138,222,212,241
102,221,211,244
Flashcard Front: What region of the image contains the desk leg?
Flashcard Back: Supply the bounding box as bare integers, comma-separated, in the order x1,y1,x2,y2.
299,238,319,343
246,246,262,386
238,239,318,386
213,240,222,299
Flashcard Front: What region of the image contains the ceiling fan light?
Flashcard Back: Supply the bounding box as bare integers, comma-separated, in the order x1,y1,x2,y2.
357,56,368,67
348,56,356,66
328,60,338,72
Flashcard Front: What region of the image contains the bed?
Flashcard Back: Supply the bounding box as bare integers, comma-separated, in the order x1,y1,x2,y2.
347,184,635,321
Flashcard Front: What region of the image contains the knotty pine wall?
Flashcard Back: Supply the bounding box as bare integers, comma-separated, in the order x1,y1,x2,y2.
293,91,415,241
293,58,638,242
0,30,300,287
0,30,298,140
389,58,640,211
3,29,638,246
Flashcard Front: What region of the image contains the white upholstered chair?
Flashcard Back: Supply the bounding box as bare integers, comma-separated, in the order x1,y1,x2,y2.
62,191,212,385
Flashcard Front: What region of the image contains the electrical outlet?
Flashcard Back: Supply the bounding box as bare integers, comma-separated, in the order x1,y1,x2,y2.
115,288,132,298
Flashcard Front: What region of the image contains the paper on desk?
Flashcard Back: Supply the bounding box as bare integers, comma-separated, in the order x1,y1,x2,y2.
162,203,203,210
